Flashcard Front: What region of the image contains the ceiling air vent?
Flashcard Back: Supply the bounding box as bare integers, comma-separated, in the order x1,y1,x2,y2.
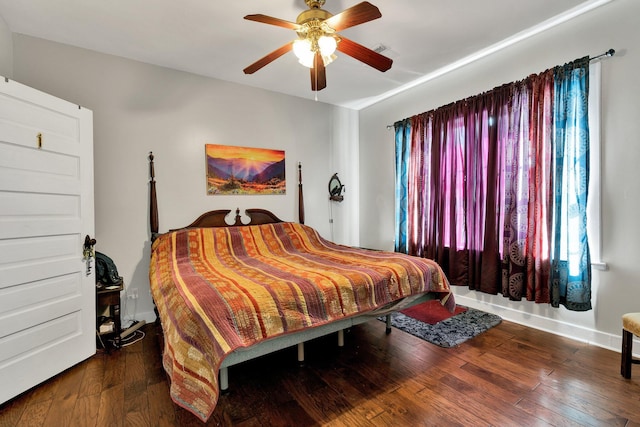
373,44,388,54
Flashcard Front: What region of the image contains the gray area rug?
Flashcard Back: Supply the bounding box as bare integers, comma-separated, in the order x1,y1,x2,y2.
381,306,502,348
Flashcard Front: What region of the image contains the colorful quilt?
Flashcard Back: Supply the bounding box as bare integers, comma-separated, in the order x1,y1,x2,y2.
149,222,453,421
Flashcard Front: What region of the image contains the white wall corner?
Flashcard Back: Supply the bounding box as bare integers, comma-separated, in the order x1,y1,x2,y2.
330,106,360,246
0,14,13,79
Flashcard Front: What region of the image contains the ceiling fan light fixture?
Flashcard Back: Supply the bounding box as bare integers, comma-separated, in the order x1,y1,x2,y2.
293,33,337,68
322,53,337,67
318,35,337,56
293,38,314,67
298,56,314,68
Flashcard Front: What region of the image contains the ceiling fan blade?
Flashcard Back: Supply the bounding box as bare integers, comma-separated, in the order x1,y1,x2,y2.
244,14,301,31
310,52,327,91
324,2,382,32
336,36,392,72
243,43,293,74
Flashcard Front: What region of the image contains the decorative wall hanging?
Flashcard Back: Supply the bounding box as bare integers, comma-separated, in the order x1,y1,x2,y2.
205,144,286,195
328,173,344,201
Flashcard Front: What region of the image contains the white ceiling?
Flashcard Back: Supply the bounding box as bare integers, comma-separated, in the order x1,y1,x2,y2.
0,0,606,109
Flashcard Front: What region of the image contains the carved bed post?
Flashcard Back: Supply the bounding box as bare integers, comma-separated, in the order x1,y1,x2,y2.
149,152,159,235
298,162,305,224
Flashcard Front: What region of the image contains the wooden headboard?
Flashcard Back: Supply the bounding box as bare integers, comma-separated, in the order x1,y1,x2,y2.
173,208,283,230
148,152,303,234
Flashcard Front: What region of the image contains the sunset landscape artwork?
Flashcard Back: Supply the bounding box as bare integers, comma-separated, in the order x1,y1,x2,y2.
205,144,286,195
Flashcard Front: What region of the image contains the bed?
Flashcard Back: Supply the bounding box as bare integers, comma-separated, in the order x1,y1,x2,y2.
147,154,454,421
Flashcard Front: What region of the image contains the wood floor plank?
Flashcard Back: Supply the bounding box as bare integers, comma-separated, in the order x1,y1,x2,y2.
124,381,151,427
320,365,386,421
515,396,591,427
0,395,27,427
459,360,534,400
146,380,176,426
142,330,167,386
570,343,622,370
511,326,586,356
446,361,523,405
78,354,105,397
377,377,481,426
467,351,549,389
41,394,78,427
51,362,85,400
96,383,125,427
269,399,330,427
217,363,316,427
15,399,51,426
102,350,126,391
68,393,101,427
532,383,629,426
2,321,640,426
540,366,640,424
546,359,640,400
23,376,59,406
280,368,352,423
430,373,549,426
496,337,571,364
36,362,86,426
522,386,619,427
124,349,146,385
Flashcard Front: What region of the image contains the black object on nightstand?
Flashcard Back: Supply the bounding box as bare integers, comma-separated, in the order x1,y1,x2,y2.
96,282,123,349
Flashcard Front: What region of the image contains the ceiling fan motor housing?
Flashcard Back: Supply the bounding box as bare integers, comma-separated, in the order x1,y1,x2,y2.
296,8,333,26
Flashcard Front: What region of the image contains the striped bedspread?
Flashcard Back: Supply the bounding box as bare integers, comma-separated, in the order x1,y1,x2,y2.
149,222,453,421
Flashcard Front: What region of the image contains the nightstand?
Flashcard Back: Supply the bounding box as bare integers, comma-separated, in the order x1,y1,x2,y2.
96,282,123,349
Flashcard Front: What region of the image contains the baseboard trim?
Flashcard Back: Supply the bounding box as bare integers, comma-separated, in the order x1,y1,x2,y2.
454,294,639,357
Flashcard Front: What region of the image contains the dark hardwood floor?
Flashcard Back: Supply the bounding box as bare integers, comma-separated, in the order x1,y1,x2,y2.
1,319,639,426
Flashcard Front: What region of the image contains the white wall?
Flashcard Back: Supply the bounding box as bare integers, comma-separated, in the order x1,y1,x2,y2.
329,106,359,246
358,0,640,351
0,14,12,78
11,35,338,324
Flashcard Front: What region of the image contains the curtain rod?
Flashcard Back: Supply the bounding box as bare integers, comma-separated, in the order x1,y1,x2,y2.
385,48,616,130
590,48,615,62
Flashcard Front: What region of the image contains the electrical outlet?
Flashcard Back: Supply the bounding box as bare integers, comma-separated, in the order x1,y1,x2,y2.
128,288,139,300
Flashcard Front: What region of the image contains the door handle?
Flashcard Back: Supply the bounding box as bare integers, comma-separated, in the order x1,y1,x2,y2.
83,235,97,276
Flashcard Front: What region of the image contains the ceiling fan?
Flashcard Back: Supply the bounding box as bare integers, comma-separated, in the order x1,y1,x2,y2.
243,0,393,91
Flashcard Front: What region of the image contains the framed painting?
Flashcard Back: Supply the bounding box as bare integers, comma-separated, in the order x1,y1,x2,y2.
205,144,286,195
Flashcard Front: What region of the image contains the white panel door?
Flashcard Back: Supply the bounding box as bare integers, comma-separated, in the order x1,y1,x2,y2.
0,77,95,404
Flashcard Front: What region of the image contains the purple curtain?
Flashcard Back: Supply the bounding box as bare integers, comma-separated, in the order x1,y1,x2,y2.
501,72,554,302
397,70,557,304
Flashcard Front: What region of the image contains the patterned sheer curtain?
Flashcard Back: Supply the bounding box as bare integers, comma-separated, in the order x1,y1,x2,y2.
394,57,591,311
551,57,591,310
394,120,411,253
